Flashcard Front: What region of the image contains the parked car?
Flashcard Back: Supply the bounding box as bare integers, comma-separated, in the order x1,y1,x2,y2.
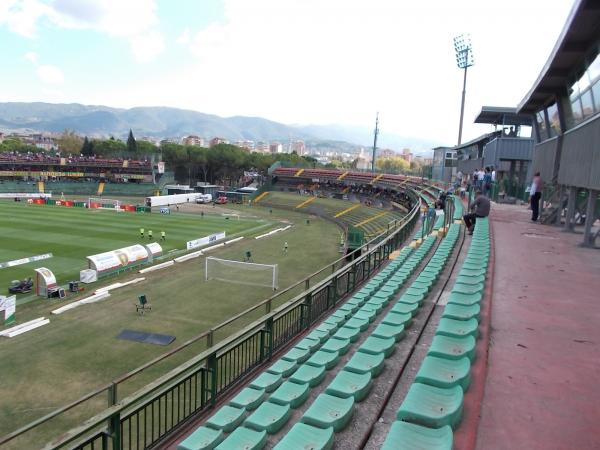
214,196,228,205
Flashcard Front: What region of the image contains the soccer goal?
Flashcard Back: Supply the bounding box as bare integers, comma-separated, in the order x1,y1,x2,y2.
205,257,279,290
88,197,122,211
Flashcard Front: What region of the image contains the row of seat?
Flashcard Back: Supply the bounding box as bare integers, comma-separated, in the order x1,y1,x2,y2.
178,231,444,450
452,195,463,221
381,218,490,450
413,211,444,241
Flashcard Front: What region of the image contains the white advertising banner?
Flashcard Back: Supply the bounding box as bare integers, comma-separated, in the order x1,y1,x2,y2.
145,243,163,256
0,253,53,269
0,295,16,324
186,231,226,250
0,193,52,198
87,245,149,273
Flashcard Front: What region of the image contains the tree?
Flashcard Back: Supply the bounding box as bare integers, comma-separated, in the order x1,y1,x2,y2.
136,140,158,156
376,156,410,173
81,136,94,156
57,130,83,154
92,138,127,156
127,129,137,154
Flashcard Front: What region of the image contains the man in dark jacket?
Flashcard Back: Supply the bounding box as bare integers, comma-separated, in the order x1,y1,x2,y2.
463,190,490,234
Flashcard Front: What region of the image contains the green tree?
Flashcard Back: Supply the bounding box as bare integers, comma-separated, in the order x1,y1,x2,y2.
126,129,137,154
376,156,410,173
81,136,94,156
136,140,158,156
91,138,127,156
57,130,83,154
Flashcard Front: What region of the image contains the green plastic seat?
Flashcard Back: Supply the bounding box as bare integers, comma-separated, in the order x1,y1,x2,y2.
326,370,372,402
337,303,358,315
405,286,428,298
249,372,282,393
362,301,384,314
324,315,346,329
436,317,479,338
353,309,377,323
372,323,405,341
295,336,321,353
332,326,360,342
380,421,452,450
370,293,391,305
346,297,365,308
282,347,311,364
417,272,437,282
344,351,385,377
177,426,224,450
461,262,487,272
428,335,476,361
452,282,484,295
290,363,326,387
321,337,351,355
411,280,432,291
358,336,396,358
229,387,266,411
272,423,334,450
301,393,354,432
330,310,351,321
244,401,290,434
344,317,369,331
269,381,310,408
315,322,338,335
214,427,266,450
396,383,463,429
415,355,471,390
447,291,482,306
205,405,246,432
398,293,424,306
306,329,329,344
267,359,297,377
306,350,339,370
442,303,480,321
382,310,413,327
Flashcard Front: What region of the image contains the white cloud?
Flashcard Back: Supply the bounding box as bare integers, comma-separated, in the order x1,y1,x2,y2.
24,51,38,63
176,28,190,45
2,0,165,62
130,30,165,63
37,65,64,84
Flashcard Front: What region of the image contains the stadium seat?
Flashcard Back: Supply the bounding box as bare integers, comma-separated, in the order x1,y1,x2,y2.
372,322,405,341
214,426,266,450
344,317,370,331
332,326,361,342
177,426,224,450
436,317,479,339
442,303,481,321
205,405,246,432
428,335,476,362
249,372,283,393
452,282,484,295
380,421,452,450
358,336,396,357
269,381,310,408
344,351,385,377
325,370,373,401
244,401,290,434
301,393,354,432
447,292,482,306
398,292,424,306
290,363,326,387
272,423,334,450
396,383,464,429
282,347,311,364
382,310,413,327
229,387,266,411
306,350,339,370
295,336,321,353
267,359,297,377
414,356,471,390
321,336,351,355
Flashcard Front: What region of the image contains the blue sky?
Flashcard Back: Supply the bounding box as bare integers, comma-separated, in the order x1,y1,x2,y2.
0,0,574,145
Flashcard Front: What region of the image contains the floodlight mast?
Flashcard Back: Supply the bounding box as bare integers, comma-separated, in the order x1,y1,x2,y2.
454,34,474,146
371,112,379,173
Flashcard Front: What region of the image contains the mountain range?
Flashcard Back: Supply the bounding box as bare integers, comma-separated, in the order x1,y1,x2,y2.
0,102,437,154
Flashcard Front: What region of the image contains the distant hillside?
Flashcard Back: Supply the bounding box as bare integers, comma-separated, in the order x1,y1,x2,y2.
0,102,437,154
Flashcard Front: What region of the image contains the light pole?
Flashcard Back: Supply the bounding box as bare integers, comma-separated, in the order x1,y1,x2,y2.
454,34,474,146
371,112,379,173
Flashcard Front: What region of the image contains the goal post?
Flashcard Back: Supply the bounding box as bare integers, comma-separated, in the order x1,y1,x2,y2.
88,197,122,211
205,257,279,290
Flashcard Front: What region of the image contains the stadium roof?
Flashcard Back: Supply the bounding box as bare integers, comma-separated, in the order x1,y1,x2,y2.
474,106,533,127
517,0,600,114
453,132,499,151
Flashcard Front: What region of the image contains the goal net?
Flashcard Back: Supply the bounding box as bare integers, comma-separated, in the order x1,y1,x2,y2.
205,257,279,290
88,197,122,211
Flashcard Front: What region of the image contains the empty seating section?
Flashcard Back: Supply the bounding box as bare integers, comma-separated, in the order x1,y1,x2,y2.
381,218,490,450
452,195,463,221
179,218,464,450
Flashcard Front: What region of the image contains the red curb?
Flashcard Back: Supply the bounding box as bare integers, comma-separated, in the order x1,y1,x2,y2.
452,215,495,450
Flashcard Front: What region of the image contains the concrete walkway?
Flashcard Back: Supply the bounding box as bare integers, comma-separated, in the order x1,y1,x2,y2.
475,203,600,450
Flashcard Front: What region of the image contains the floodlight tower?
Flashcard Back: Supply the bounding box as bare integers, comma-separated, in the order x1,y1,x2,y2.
454,34,474,146
371,112,379,172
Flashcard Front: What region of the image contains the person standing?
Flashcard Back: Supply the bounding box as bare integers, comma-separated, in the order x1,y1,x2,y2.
530,171,543,222
463,190,491,235
140,227,144,239
148,230,153,240
483,167,492,198
283,242,288,254
161,230,166,241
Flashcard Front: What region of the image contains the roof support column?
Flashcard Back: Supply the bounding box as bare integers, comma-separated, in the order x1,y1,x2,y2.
564,186,577,232
582,189,598,247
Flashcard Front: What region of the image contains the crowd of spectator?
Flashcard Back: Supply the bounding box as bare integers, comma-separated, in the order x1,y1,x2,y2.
0,151,151,166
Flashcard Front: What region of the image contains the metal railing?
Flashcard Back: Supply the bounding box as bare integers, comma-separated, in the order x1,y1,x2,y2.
3,194,421,450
